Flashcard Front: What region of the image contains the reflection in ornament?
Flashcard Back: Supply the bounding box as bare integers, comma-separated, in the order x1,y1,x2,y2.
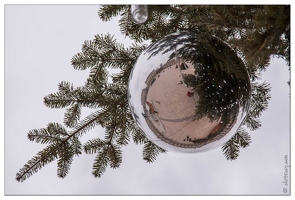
128,32,251,153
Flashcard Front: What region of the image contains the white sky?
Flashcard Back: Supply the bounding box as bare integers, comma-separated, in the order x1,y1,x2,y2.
3,3,293,197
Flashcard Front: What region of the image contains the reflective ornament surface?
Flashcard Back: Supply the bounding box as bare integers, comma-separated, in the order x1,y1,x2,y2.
128,32,251,153
131,5,148,24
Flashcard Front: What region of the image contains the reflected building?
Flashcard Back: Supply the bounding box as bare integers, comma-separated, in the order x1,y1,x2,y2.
140,59,238,149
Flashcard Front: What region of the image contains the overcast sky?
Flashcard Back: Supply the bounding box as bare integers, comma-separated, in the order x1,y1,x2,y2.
4,4,292,196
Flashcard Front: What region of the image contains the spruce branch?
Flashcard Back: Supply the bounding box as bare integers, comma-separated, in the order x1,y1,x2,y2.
57,142,74,178
92,146,109,178
16,143,60,182
83,138,122,176
244,111,262,131
16,155,47,182
131,128,147,145
27,122,68,144
16,111,104,182
143,141,167,163
235,128,252,148
68,110,105,139
16,134,82,182
108,144,122,169
243,81,271,131
222,128,252,160
222,135,240,161
84,138,106,154
64,103,81,128
70,135,83,156
44,81,80,109
98,5,128,22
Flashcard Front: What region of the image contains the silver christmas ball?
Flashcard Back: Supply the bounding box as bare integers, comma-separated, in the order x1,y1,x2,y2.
128,32,251,153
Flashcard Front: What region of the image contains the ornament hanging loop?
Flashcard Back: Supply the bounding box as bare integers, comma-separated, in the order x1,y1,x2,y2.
131,5,148,24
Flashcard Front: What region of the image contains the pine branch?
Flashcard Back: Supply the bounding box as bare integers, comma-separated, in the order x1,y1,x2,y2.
244,112,262,131
221,136,240,161
16,132,83,182
68,110,104,139
98,5,128,22
71,34,139,88
108,144,122,169
118,5,178,43
143,141,167,163
71,34,118,70
131,128,147,145
69,135,82,155
87,62,108,85
250,81,271,115
44,81,78,109
115,128,130,146
16,111,102,182
84,138,106,154
235,129,252,148
92,146,109,178
27,129,61,145
103,101,130,146
16,155,46,182
64,103,81,128
44,95,77,109
16,143,60,182
243,81,271,131
84,139,122,176
44,81,106,110
16,136,82,182
57,142,74,178
221,128,251,160
27,123,68,144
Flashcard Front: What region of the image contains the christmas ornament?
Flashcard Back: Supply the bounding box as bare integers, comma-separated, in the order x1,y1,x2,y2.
128,32,251,153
